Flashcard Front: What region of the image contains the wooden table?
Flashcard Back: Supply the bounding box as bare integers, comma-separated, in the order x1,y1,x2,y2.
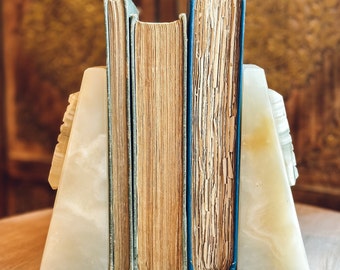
0,209,52,270
1,204,340,269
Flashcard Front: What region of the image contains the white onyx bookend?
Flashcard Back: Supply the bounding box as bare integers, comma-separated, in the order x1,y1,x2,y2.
40,67,108,269
238,64,309,269
48,91,79,190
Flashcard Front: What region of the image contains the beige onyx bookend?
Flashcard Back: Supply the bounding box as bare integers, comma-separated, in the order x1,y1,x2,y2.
238,65,309,270
41,65,309,269
41,67,109,269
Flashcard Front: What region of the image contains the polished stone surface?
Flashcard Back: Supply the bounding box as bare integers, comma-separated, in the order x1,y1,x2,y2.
40,67,109,270
238,65,310,270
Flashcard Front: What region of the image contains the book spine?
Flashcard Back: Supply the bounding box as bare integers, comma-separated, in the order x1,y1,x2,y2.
103,2,115,268
230,1,246,270
180,13,189,270
186,1,195,269
129,13,138,270
124,3,139,270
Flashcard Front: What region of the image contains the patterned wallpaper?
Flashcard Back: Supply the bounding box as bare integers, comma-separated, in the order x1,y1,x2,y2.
245,0,340,206
2,0,339,215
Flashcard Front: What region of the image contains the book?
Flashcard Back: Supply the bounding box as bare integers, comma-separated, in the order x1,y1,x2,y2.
130,14,187,269
104,0,138,268
186,0,244,269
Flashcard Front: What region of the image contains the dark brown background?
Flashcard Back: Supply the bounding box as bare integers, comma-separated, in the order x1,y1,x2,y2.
0,0,339,217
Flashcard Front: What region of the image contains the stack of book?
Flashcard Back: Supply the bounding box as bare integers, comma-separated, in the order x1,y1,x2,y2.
104,0,244,269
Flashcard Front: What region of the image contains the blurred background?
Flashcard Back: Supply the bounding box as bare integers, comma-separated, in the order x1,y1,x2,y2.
0,0,339,218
